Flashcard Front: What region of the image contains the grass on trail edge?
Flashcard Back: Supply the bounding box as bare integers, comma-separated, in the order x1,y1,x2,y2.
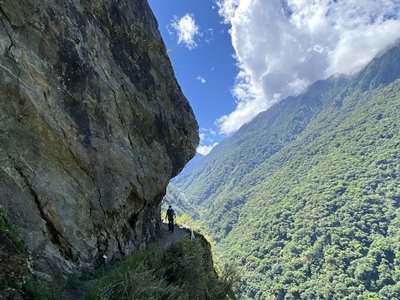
85,237,235,300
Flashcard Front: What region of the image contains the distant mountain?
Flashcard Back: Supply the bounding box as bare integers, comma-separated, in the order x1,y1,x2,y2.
163,153,204,218
172,153,205,183
162,184,200,219
167,43,400,299
172,78,349,209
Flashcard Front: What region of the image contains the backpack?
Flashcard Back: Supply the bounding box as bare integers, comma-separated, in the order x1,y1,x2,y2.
167,208,174,218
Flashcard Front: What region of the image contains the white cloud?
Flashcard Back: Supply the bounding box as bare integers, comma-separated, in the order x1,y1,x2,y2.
170,14,200,50
326,20,400,75
216,0,400,135
196,75,207,83
199,128,217,142
197,129,218,155
197,143,219,155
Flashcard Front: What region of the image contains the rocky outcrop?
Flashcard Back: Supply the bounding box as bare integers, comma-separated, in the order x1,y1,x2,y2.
0,0,198,274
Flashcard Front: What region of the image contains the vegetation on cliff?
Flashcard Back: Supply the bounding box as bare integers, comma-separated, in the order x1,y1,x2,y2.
0,208,29,298
23,227,234,300
85,237,233,300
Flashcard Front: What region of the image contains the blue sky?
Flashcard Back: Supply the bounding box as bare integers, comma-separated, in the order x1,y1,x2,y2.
148,0,237,155
148,0,400,155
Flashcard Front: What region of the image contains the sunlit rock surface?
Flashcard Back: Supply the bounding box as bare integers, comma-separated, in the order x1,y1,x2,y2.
0,0,198,274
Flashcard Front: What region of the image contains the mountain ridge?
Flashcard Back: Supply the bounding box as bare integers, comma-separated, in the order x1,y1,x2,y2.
167,42,400,299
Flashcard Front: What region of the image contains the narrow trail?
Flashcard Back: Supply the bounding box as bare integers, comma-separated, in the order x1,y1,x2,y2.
158,222,193,250
65,222,193,300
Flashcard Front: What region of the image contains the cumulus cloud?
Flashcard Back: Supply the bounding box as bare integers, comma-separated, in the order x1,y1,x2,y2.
196,75,207,83
197,129,218,155
216,0,400,134
197,143,219,155
170,14,200,50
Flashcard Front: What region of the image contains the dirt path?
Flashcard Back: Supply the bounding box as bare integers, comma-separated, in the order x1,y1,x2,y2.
159,222,193,250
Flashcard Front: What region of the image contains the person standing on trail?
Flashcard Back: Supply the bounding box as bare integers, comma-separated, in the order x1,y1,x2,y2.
166,205,176,233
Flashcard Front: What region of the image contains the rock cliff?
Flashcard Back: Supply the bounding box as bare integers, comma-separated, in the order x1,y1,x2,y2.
0,0,198,274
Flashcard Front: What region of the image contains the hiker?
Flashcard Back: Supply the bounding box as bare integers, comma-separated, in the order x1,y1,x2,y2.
165,205,176,233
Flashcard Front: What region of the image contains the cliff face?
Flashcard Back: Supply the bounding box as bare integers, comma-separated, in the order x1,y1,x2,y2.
0,0,198,274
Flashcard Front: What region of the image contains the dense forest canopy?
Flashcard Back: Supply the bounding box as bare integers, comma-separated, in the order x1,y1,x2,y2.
167,43,400,299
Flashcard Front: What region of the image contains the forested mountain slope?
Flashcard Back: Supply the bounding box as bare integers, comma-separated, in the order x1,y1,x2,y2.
162,184,200,220
172,77,347,208
168,43,400,299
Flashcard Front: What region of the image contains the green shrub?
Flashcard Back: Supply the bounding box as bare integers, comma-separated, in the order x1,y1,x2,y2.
0,208,29,298
0,208,27,254
24,277,67,300
85,238,232,300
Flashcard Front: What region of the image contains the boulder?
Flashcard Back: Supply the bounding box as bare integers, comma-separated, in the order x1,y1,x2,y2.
0,0,198,274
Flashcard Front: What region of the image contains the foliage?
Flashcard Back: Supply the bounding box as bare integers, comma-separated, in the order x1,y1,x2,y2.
23,272,83,300
0,208,27,255
0,208,28,297
162,184,200,220
85,239,232,300
1,208,233,299
167,44,400,299
24,277,68,300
